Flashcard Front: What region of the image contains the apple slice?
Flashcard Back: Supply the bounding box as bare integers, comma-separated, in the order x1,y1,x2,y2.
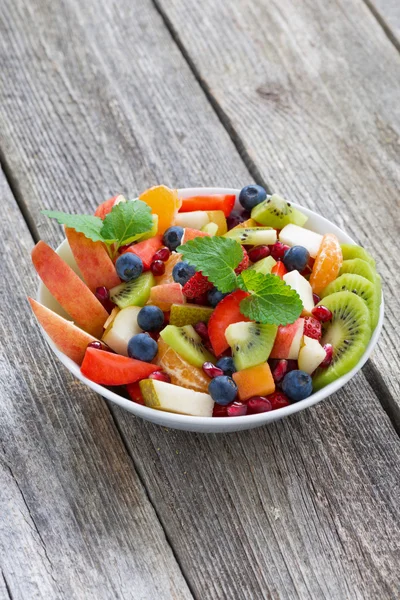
150,283,185,311
279,224,323,258
65,228,120,292
28,298,99,364
31,241,108,337
270,317,305,359
102,306,142,356
94,195,125,219
140,379,214,416
283,270,314,315
298,336,326,375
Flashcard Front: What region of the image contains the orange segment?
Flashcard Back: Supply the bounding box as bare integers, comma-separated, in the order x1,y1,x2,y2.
156,338,210,393
309,234,343,295
233,362,275,401
231,218,258,230
139,185,181,234
155,253,182,285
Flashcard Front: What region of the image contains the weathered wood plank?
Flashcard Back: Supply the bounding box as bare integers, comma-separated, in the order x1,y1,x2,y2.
365,0,400,45
156,0,400,422
0,170,193,599
1,0,400,598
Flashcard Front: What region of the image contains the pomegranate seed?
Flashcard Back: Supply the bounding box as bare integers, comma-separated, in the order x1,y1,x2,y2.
88,341,103,350
312,305,333,322
192,292,210,306
213,404,228,417
270,241,290,261
272,359,288,383
227,401,248,417
247,396,273,414
95,286,109,302
194,321,209,341
150,260,165,276
202,362,224,378
267,391,290,410
153,247,170,262
313,293,321,305
149,371,171,383
286,360,298,371
248,245,271,263
320,344,333,368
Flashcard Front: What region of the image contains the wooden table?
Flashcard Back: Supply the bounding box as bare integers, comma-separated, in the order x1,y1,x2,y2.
1,1,399,598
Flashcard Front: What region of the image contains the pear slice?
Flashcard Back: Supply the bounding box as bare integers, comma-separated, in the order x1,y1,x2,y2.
298,336,326,375
140,379,214,416
279,224,323,258
102,306,142,356
283,270,314,315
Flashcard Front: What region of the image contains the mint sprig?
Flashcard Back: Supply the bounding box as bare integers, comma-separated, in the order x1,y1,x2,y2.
42,200,153,257
177,236,244,293
238,270,303,325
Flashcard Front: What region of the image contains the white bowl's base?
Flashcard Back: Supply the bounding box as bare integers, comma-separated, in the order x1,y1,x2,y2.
38,188,383,433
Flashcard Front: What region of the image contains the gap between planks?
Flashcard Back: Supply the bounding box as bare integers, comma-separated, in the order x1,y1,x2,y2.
362,0,400,53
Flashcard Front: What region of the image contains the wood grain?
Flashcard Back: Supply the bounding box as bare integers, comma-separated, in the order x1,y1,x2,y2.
1,0,400,598
0,170,192,599
365,0,400,45
155,0,400,421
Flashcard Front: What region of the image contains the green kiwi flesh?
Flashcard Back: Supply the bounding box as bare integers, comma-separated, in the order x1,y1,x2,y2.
224,227,277,246
225,321,278,370
339,258,375,283
110,272,155,309
320,274,377,329
340,244,375,267
169,304,214,327
159,324,214,367
248,255,277,275
312,291,371,391
251,194,308,228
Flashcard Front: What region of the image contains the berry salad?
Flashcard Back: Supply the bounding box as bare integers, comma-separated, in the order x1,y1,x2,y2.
29,185,381,418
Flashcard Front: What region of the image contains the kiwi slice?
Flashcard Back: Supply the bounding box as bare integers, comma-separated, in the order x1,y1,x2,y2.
160,324,214,367
169,303,214,326
110,271,155,309
224,227,277,246
340,244,375,267
248,255,276,275
320,274,377,329
251,194,308,228
339,258,376,283
312,291,371,391
225,321,278,370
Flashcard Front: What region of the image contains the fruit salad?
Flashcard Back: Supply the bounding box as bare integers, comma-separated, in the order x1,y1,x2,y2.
29,184,381,418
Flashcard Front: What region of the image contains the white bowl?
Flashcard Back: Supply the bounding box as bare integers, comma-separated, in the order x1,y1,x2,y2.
37,188,384,433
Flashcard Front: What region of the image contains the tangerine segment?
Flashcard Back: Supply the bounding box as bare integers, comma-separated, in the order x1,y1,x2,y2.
156,338,210,393
309,234,343,295
139,185,181,234
155,253,182,285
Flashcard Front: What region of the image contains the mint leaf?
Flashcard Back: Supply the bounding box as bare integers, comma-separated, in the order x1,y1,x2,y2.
177,236,243,293
100,200,153,246
42,210,104,243
238,270,303,325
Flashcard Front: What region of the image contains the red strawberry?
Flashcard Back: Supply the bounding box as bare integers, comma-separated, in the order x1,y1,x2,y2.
182,272,213,299
303,316,322,340
208,289,250,356
235,248,249,274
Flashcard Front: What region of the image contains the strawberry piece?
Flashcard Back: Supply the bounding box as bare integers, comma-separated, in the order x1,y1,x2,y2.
182,272,213,299
208,290,250,356
81,347,158,385
303,316,322,340
179,194,235,217
121,235,163,270
126,382,145,405
235,247,250,274
271,260,288,280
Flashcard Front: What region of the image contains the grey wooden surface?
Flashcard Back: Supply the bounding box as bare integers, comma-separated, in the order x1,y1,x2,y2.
1,0,400,599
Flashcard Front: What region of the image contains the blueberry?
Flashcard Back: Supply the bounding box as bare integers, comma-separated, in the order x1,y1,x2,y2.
207,287,228,307
162,226,184,251
137,305,164,332
127,333,158,362
115,253,143,282
239,185,267,211
172,261,196,286
283,246,310,272
215,356,237,377
281,370,313,402
208,375,238,405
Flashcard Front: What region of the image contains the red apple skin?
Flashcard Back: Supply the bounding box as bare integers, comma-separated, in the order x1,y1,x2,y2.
269,318,305,359
150,283,185,311
28,298,99,364
94,195,119,219
31,241,108,338
65,227,120,292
